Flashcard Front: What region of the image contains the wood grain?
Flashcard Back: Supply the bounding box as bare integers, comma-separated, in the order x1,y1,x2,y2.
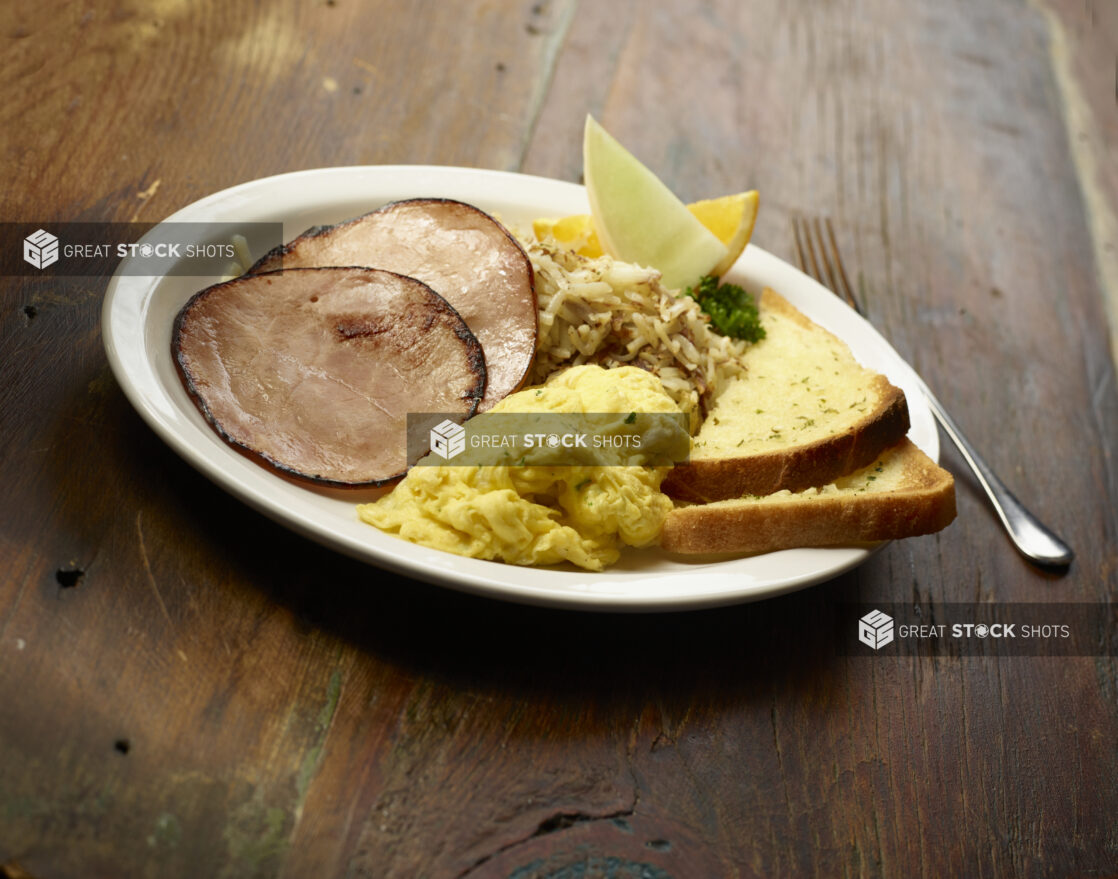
2,0,1117,877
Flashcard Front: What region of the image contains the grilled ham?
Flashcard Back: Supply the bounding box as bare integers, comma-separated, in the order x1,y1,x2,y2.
173,266,485,486
250,198,536,411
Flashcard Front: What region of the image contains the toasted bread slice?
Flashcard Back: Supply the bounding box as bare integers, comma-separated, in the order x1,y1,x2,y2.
660,438,955,555
662,289,909,502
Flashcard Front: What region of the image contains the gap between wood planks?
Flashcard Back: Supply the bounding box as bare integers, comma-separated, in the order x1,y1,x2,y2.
1031,0,1118,366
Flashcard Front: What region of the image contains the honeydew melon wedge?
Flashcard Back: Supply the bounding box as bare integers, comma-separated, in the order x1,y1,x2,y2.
582,115,729,290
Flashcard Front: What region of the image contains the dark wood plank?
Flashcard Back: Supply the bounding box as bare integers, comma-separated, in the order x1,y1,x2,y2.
1039,0,1118,361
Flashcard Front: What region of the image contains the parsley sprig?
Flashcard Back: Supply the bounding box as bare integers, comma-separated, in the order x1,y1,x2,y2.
683,275,766,343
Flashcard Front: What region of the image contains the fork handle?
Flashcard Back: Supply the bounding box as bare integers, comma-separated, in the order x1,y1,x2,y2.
913,376,1074,567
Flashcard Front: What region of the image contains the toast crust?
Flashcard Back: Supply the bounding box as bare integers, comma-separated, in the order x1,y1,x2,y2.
662,290,910,502
660,438,956,555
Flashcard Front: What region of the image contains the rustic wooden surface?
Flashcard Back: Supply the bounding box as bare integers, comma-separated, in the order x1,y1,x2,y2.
2,1,1117,877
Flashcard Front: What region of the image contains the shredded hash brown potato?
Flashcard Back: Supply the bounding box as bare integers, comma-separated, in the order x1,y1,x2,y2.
523,238,749,430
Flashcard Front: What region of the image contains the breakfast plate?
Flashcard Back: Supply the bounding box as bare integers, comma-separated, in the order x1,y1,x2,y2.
102,166,938,611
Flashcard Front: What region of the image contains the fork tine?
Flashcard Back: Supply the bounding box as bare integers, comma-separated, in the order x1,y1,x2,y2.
792,215,821,281
803,218,823,283
811,217,841,296
792,215,808,274
821,218,863,316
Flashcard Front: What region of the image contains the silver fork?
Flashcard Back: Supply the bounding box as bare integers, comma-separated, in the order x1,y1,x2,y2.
792,216,1074,567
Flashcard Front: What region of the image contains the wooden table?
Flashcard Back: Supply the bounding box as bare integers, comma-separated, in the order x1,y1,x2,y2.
3,1,1117,876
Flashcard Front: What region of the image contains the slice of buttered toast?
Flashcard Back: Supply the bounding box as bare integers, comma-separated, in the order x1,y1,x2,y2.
660,438,955,555
662,289,909,502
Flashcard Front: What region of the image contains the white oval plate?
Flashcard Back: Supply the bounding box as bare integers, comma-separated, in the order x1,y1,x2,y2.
102,166,937,612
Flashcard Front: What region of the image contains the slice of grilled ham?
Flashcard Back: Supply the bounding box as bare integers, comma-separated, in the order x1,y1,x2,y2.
173,267,486,486
250,198,536,411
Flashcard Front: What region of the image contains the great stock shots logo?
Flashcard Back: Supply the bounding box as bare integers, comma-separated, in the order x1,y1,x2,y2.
858,610,895,650
429,419,467,460
23,229,59,269
3,222,284,277
409,411,691,468
839,603,1111,656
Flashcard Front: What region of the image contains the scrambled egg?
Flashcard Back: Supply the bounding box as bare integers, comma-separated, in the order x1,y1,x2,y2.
357,365,683,571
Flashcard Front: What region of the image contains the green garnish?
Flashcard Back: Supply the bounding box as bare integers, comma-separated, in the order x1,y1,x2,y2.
683,275,766,343
624,411,637,424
